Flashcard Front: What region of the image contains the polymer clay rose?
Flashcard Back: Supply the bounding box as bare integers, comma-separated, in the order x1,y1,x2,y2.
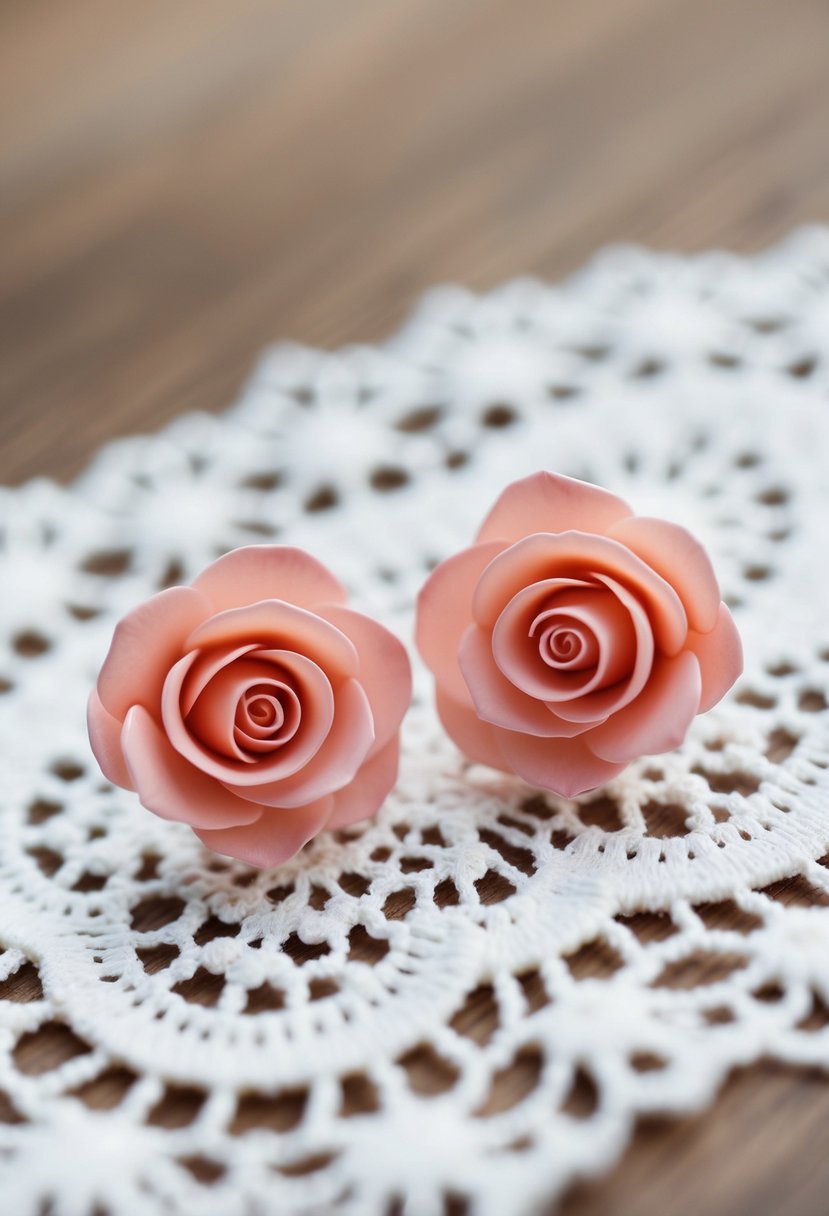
88,547,411,867
416,473,742,797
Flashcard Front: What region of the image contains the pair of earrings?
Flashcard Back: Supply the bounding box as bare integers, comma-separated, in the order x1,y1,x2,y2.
88,471,742,869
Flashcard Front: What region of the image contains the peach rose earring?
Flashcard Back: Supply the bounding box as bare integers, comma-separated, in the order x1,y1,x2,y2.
88,546,411,868
415,472,742,797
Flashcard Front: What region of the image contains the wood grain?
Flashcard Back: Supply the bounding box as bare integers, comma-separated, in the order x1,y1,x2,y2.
2,1,829,1212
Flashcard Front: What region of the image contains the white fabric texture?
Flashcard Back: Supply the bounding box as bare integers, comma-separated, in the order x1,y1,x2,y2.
1,230,829,1216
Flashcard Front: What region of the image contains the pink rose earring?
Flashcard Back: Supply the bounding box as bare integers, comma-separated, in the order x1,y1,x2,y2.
415,472,742,797
88,546,412,868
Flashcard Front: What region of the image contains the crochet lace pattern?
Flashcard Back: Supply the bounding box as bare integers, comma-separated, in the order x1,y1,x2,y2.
1,229,828,1216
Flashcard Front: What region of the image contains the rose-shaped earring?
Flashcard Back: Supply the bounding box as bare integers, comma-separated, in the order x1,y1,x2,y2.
416,472,742,797
88,546,411,867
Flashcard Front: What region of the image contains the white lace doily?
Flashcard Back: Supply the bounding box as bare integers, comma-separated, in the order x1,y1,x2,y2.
2,230,829,1216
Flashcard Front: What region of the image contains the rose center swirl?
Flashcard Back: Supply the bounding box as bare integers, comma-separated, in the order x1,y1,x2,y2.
247,696,277,726
181,649,311,764
531,612,600,671
233,680,301,751
493,582,641,704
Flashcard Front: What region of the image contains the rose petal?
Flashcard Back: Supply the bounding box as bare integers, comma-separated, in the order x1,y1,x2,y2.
185,599,359,681
608,516,721,633
435,689,512,772
496,728,627,797
195,797,334,868
459,624,599,737
473,531,687,655
416,540,508,704
96,586,211,720
193,545,347,612
179,643,261,717
121,705,263,828
318,604,411,756
162,649,335,785
685,603,743,712
476,471,632,544
223,678,375,808
87,689,134,790
585,651,702,764
327,737,401,829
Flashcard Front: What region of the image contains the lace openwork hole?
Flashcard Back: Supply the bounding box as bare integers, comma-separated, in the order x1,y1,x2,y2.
13,1023,92,1075
12,630,51,658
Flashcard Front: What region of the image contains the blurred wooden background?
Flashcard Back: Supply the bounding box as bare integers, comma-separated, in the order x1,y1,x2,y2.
2,1,829,1212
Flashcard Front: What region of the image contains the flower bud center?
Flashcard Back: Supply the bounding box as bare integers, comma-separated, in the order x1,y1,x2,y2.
530,613,600,672
246,694,282,729
233,680,301,751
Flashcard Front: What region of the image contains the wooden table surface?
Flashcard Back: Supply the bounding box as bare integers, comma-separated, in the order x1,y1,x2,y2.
2,2,829,1212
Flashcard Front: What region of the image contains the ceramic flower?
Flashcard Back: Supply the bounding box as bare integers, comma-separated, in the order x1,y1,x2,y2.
88,547,411,867
416,472,742,797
